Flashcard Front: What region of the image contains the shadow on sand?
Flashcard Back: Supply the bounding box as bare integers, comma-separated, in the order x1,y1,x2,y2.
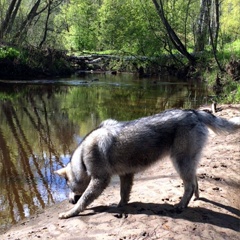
86,197,240,232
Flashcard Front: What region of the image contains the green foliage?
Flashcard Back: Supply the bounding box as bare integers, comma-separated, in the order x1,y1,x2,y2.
1,0,239,60
218,39,240,61
204,67,240,104
164,0,198,48
220,0,240,42
55,0,166,55
53,0,240,58
219,81,240,104
0,92,20,101
55,0,100,51
0,47,20,60
19,48,71,74
0,46,72,78
98,0,164,55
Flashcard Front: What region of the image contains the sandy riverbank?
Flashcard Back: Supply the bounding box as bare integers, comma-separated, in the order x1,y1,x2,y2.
1,104,240,240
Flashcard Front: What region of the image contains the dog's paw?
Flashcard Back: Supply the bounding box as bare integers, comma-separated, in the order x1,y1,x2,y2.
58,210,79,219
173,203,186,213
173,206,184,214
117,201,127,208
58,212,69,219
193,196,199,201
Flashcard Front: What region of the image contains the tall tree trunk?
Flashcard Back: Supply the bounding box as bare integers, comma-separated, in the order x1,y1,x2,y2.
39,1,52,48
184,0,192,47
214,0,220,50
14,0,45,43
207,0,223,71
5,0,22,35
0,0,18,40
152,0,195,65
39,0,64,48
194,0,209,52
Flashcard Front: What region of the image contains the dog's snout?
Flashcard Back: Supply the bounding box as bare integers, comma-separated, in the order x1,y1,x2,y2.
69,198,75,204
69,197,77,204
68,192,81,204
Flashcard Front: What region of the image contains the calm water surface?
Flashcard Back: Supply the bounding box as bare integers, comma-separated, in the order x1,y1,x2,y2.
0,73,208,231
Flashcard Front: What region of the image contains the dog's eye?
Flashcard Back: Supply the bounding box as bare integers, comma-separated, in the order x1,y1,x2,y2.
66,180,70,187
64,177,68,184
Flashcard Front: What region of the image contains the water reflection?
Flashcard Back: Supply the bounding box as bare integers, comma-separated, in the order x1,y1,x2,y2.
0,74,208,232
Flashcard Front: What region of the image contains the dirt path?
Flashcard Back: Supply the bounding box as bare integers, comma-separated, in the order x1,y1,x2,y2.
1,105,240,240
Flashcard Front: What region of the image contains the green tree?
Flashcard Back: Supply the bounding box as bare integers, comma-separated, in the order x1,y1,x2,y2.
0,0,64,47
98,0,165,55
220,0,240,42
152,0,196,64
0,0,239,62
56,0,100,51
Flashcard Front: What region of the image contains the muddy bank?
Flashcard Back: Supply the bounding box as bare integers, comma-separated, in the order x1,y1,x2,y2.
1,104,240,240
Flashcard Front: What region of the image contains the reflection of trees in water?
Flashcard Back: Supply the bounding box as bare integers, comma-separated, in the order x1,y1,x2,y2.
0,86,78,228
2,103,45,214
63,82,206,123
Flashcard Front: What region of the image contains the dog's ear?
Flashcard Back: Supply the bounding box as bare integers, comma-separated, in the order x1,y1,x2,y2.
54,167,67,178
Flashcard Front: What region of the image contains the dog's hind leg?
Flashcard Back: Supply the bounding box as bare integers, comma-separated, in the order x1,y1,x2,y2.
118,173,134,207
194,175,199,200
171,154,200,210
176,174,197,209
58,175,110,219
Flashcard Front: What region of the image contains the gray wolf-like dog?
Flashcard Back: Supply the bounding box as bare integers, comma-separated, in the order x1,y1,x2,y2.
55,109,240,219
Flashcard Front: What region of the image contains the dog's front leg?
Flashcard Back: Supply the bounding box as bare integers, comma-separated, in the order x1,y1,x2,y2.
59,176,110,219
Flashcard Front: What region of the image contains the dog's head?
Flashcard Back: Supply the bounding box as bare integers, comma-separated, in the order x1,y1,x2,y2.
55,161,90,204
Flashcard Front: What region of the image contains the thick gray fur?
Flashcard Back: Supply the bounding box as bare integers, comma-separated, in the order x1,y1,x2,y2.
55,109,240,219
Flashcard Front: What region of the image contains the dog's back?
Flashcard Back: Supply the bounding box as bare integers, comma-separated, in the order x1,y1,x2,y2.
99,110,204,173
94,109,240,174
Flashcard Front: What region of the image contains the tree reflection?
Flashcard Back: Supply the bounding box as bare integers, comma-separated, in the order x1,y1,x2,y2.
0,85,78,231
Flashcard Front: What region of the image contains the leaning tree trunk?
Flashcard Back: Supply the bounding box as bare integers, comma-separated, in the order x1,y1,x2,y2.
14,0,45,43
39,1,52,48
152,0,196,65
207,0,223,71
5,0,22,35
0,0,19,40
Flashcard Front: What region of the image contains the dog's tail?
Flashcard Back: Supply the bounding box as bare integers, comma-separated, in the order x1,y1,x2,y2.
196,110,240,134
